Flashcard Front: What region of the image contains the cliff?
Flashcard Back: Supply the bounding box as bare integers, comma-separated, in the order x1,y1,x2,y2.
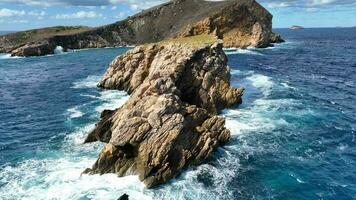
1,0,283,57
83,35,244,188
0,26,91,55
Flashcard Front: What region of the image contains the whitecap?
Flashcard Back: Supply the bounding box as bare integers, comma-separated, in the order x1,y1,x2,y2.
67,106,84,118
246,74,274,96
54,46,64,54
290,173,305,183
225,48,263,56
0,53,21,59
71,75,101,89
95,90,129,113
0,121,150,200
281,82,296,89
230,69,254,76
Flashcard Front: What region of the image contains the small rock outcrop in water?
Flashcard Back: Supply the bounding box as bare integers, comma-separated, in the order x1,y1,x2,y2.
117,194,129,200
289,25,304,30
1,0,283,57
84,35,244,188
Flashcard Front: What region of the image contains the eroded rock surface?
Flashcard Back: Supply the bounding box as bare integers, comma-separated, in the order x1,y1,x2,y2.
1,0,283,57
84,36,244,188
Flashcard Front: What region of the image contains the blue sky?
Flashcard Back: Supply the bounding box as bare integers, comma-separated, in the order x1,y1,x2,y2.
0,0,355,31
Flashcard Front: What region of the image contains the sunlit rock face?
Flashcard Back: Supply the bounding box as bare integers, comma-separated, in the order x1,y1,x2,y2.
84,36,244,188
1,0,282,57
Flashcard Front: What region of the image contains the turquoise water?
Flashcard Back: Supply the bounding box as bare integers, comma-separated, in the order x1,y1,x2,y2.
0,28,355,199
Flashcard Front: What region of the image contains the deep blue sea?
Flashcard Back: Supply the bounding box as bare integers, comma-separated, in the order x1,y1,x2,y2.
0,28,355,200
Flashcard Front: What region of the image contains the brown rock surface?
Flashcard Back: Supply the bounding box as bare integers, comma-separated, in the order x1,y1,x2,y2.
1,0,283,57
84,35,244,188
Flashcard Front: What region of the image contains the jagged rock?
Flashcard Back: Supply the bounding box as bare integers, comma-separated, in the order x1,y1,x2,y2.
10,42,55,57
1,0,283,57
177,0,278,48
270,33,285,43
84,35,244,188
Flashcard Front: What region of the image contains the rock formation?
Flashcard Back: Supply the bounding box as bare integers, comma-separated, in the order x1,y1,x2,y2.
118,194,129,200
83,35,244,188
1,0,283,57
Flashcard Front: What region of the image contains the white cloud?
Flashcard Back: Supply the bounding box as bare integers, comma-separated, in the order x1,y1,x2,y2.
0,8,26,17
109,0,165,10
266,2,290,8
130,4,138,10
54,11,102,19
12,19,29,23
308,0,336,6
306,7,319,12
115,12,126,19
28,10,46,16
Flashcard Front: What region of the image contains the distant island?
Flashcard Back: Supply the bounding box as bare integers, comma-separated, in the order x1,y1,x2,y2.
290,25,304,30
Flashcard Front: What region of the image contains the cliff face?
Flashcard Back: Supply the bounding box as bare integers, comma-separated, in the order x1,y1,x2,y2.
0,26,92,55
83,35,244,188
1,0,283,57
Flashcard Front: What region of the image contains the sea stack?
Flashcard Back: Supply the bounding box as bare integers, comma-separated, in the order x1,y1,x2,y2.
83,35,244,188
1,0,283,57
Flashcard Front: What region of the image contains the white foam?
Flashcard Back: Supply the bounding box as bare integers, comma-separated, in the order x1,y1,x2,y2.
54,46,64,54
281,82,296,90
67,106,84,118
0,53,21,59
246,74,274,96
95,90,129,113
224,48,263,55
0,150,148,200
230,69,254,76
223,108,289,136
71,75,101,89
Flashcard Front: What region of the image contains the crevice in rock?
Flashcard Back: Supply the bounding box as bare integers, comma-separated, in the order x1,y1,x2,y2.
84,37,244,188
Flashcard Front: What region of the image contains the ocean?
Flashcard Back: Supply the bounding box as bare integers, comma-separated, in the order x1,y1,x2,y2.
0,28,355,199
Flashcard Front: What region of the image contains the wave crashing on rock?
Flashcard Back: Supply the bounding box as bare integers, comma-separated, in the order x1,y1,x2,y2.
84,35,244,188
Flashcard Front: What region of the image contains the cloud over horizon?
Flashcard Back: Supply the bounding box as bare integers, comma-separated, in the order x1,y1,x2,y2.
1,0,355,8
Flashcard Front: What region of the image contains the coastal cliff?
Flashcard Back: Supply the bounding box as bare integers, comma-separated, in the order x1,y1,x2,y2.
83,35,244,188
0,0,283,57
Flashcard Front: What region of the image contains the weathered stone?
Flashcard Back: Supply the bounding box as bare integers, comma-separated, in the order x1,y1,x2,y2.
84,36,244,188
10,42,55,57
1,0,283,57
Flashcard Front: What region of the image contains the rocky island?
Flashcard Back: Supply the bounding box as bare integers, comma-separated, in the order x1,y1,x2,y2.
0,0,283,57
290,25,304,30
83,35,244,188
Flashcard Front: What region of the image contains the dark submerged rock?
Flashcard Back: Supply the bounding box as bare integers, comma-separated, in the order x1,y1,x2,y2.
118,194,129,200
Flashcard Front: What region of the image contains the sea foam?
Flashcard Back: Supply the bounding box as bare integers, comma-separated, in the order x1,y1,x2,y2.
224,48,263,55
54,46,64,54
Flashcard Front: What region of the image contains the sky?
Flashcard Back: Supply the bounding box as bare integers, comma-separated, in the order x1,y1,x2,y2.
0,0,355,31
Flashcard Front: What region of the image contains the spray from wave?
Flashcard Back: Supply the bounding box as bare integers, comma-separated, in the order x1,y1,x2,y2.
0,53,21,59
0,67,315,199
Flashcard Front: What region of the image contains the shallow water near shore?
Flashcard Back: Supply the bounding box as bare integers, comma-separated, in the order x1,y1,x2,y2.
0,28,355,199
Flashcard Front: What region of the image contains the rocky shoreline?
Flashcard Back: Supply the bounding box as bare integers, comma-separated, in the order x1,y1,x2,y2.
0,0,283,57
83,35,244,188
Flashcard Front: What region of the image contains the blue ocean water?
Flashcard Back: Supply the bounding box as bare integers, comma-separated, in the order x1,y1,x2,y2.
0,28,355,199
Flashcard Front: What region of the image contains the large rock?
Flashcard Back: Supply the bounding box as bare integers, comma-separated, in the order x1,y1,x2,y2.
84,35,244,188
10,42,55,57
1,0,283,57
